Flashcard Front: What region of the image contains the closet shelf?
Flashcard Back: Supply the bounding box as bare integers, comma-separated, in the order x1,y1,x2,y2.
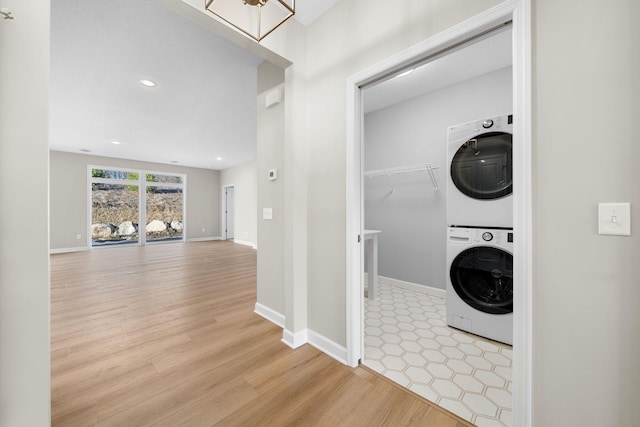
364,163,440,191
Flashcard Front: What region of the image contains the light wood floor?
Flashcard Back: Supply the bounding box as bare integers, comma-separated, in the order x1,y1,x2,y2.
51,241,473,426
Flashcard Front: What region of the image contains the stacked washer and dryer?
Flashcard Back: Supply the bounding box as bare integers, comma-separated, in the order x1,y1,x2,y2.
445,114,514,345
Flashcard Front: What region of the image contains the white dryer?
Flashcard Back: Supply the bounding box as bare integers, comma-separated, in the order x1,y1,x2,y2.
447,113,513,228
446,226,513,345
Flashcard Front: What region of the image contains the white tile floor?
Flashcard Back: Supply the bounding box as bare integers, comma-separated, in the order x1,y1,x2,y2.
363,282,513,427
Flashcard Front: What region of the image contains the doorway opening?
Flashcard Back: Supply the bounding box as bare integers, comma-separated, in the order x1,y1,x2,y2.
223,185,235,240
360,25,513,425
346,3,532,427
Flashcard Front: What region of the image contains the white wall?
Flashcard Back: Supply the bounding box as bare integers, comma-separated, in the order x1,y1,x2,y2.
0,1,52,424
220,160,258,247
4,1,639,425
364,67,512,289
532,1,640,426
257,0,640,424
256,61,286,317
302,0,505,351
50,151,222,251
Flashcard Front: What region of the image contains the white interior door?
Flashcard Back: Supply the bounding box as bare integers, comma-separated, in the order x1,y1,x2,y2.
225,186,235,239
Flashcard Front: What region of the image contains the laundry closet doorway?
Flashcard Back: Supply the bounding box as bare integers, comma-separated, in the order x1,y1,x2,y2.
361,26,514,425
346,3,532,427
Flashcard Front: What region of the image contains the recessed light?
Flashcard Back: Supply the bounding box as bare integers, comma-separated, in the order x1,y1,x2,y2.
216,157,223,161
140,79,156,87
112,141,121,145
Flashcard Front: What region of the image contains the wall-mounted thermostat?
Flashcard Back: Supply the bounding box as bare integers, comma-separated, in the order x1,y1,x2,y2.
268,169,278,181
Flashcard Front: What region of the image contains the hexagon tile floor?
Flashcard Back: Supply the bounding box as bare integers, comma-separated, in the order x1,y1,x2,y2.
363,282,513,427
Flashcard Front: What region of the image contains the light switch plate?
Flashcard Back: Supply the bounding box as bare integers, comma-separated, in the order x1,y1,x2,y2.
598,203,631,236
263,208,273,220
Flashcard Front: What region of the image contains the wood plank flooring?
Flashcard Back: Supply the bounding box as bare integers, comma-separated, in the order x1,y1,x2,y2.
51,241,473,426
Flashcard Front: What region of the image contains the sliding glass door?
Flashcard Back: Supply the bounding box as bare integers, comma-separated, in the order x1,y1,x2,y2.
89,167,185,247
145,174,184,243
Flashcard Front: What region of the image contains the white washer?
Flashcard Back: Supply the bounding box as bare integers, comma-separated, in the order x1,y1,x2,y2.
446,226,513,345
447,113,513,228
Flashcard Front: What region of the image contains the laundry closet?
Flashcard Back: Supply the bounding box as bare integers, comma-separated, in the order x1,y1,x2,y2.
363,66,513,295
361,28,515,427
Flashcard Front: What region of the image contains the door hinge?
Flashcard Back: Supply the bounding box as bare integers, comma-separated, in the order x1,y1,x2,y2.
357,234,361,243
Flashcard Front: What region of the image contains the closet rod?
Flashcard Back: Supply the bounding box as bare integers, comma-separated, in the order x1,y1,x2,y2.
364,163,439,190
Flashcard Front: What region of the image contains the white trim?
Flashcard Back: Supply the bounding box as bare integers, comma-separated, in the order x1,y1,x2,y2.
307,330,348,365
345,57,364,368
186,236,223,242
280,328,348,365
511,1,533,425
254,303,285,328
234,239,257,249
346,2,531,426
369,275,446,299
281,328,308,349
49,246,89,254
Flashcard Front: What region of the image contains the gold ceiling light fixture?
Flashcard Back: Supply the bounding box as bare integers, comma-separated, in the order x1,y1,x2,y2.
205,0,295,42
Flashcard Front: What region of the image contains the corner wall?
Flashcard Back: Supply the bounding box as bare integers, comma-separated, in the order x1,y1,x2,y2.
0,1,52,424
303,0,504,351
50,151,222,251
256,61,286,317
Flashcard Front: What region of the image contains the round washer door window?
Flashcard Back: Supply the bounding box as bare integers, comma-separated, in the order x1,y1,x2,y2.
451,131,512,200
450,246,513,314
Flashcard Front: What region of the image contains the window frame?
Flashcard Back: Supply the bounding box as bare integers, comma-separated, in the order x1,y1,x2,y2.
88,165,187,247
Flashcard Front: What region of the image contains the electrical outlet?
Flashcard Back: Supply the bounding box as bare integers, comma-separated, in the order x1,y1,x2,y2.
202,228,205,233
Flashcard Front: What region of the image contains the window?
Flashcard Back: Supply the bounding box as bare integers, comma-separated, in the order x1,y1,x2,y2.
89,166,185,246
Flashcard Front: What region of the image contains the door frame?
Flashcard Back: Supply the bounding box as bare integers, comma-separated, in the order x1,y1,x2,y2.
222,184,235,240
345,1,532,425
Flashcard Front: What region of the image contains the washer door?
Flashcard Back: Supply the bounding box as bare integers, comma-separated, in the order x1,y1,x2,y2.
450,131,512,200
450,246,513,314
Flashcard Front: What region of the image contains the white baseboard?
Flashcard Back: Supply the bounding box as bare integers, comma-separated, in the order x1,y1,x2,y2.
50,246,89,254
234,239,257,249
307,330,348,365
364,273,446,299
280,328,348,365
254,303,285,328
186,236,223,242
282,329,308,349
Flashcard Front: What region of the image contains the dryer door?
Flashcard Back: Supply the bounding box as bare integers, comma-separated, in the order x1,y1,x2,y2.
450,131,512,200
450,246,513,314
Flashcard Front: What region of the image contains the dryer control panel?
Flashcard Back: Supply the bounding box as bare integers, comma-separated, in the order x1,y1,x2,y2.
448,227,513,249
447,113,512,142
